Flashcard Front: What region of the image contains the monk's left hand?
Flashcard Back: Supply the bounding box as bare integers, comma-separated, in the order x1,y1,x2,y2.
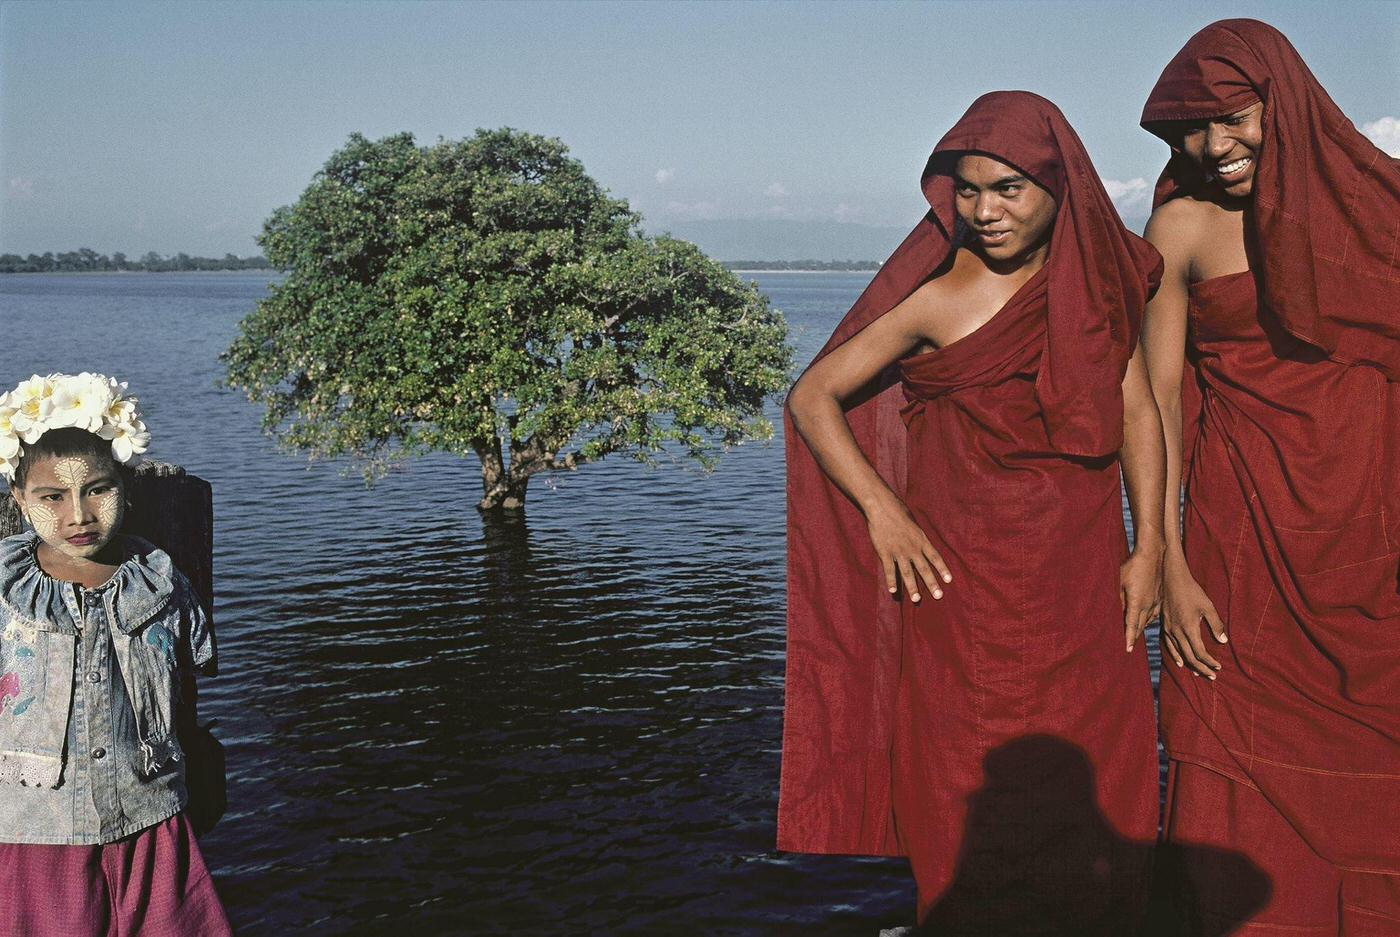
1120,543,1163,652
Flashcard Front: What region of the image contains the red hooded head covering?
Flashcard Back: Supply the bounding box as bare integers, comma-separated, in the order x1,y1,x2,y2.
778,91,1161,856
1141,18,1400,376
812,90,1161,458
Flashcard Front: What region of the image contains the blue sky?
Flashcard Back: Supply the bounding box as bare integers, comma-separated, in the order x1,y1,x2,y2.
2,1,1397,258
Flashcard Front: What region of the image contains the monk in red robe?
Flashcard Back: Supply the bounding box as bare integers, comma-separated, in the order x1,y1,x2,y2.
779,91,1165,933
1140,19,1400,934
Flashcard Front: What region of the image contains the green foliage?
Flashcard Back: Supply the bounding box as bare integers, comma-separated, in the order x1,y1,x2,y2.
223,129,792,507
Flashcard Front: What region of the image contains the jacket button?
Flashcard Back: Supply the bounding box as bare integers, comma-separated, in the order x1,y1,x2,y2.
91,747,106,760
87,671,101,683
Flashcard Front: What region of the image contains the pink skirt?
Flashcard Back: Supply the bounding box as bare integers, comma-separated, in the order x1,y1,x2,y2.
0,812,233,937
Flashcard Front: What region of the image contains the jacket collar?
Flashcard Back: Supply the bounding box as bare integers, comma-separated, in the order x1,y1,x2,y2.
0,532,175,635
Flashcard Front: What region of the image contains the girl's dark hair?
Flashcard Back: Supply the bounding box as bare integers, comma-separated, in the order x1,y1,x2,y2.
11,428,121,490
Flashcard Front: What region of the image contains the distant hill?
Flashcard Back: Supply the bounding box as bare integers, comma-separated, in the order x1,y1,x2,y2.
652,219,908,263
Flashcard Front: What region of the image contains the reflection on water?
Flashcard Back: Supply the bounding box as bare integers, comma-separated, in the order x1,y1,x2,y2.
0,272,1159,935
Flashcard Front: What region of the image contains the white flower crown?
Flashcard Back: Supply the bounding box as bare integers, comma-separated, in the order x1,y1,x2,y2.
0,372,151,482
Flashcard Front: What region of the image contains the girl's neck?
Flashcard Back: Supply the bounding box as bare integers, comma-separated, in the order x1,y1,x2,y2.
36,539,124,590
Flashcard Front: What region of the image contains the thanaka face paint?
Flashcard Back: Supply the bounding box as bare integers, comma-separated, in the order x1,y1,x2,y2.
96,490,121,528
13,453,125,560
52,458,90,490
28,503,59,539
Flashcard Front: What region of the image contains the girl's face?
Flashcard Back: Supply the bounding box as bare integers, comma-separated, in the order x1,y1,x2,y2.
1178,102,1264,198
12,453,125,561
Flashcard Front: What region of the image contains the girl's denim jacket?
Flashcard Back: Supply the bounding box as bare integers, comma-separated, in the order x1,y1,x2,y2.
0,532,214,844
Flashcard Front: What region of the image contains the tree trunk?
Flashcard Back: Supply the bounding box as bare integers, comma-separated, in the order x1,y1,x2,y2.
475,436,530,511
473,432,587,512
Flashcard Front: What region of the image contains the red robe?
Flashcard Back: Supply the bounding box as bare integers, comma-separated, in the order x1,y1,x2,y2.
778,91,1162,927
1142,19,1400,877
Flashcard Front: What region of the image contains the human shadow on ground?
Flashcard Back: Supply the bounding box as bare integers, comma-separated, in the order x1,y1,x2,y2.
915,735,1270,936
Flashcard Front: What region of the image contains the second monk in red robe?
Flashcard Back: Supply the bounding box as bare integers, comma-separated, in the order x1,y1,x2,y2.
1140,18,1400,933
779,91,1165,933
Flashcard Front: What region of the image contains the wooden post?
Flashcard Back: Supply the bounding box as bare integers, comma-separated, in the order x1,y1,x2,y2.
2,461,215,664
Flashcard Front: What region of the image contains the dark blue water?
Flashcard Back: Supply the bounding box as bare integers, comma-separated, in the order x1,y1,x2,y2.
0,272,1160,935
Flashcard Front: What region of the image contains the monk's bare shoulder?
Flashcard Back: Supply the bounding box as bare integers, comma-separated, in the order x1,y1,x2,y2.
894,257,961,327
1143,196,1208,257
895,248,1024,350
1146,196,1233,284
1148,195,1248,282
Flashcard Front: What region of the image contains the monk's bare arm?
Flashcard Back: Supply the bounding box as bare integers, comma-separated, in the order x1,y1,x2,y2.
1142,203,1193,558
788,288,930,514
787,281,953,601
1143,201,1227,676
1118,343,1166,651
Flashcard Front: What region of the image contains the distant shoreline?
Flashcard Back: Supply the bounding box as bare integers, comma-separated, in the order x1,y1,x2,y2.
0,250,273,274
9,255,877,275
0,268,279,276
722,261,880,272
727,268,879,275
1,267,879,278
6,265,877,276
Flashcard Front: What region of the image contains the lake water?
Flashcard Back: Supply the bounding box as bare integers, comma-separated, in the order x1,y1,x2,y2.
0,271,1159,935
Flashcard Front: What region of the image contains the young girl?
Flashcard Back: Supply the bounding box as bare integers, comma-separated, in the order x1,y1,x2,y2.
0,372,232,935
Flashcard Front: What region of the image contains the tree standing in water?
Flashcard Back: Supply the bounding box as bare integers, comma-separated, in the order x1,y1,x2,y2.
224,129,791,510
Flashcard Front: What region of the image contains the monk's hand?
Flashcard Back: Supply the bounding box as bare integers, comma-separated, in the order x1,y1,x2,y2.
864,496,951,604
1161,551,1227,679
1120,540,1163,653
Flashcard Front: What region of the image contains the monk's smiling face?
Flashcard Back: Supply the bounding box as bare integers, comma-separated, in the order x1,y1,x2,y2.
12,453,125,560
1178,101,1264,198
954,155,1057,265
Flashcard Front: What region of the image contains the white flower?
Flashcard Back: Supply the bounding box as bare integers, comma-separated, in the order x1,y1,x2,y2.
46,372,112,432
0,422,18,460
104,395,137,426
0,399,18,460
99,419,151,462
13,375,51,409
101,377,134,423
0,388,19,479
10,374,55,442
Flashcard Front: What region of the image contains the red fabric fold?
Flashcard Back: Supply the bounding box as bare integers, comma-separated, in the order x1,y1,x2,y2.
1168,272,1400,874
777,91,1161,863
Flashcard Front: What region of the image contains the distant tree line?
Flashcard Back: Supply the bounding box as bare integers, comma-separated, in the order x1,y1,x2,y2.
722,259,880,271
0,249,272,273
